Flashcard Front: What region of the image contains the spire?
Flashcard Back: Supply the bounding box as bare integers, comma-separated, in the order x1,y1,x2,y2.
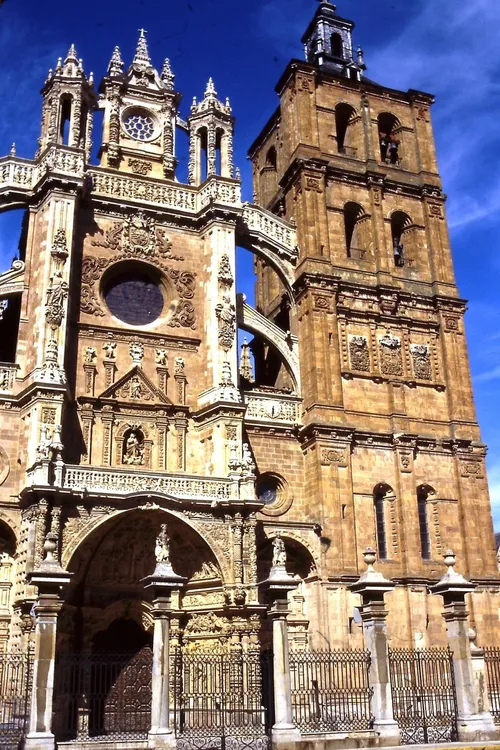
239,339,254,383
65,44,78,63
108,45,124,76
161,58,175,90
205,77,217,99
133,28,152,67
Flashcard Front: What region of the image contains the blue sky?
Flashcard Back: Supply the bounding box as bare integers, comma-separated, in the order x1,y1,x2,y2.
1,0,500,526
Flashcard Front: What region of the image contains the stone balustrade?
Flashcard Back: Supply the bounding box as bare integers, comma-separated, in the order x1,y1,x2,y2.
62,465,235,502
241,203,298,260
0,363,18,393
244,391,301,425
0,146,85,199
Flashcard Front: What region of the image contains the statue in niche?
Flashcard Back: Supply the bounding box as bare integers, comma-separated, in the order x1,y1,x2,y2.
215,295,236,350
272,533,287,568
155,523,171,565
123,429,145,466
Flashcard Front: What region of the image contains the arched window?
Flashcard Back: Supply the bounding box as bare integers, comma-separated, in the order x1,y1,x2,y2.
391,211,412,267
417,485,434,560
344,202,366,258
374,483,391,560
331,33,343,59
59,95,72,145
378,113,401,165
335,103,357,155
265,146,277,170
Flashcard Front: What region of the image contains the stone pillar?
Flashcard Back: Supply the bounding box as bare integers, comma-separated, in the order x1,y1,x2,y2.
25,533,72,750
260,534,301,747
143,523,186,750
430,550,498,741
349,548,400,747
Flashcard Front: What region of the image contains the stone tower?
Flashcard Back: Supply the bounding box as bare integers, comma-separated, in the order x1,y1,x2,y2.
248,0,500,647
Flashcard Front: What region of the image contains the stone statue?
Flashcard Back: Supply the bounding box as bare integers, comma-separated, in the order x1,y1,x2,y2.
272,533,287,568
155,523,171,565
156,348,168,366
102,341,117,360
84,347,97,365
45,269,69,328
216,294,236,350
175,357,185,375
123,431,144,465
130,376,142,400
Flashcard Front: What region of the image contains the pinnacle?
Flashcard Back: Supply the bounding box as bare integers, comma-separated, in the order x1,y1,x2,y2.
108,45,124,76
205,77,217,98
65,44,78,62
161,58,175,89
133,28,152,66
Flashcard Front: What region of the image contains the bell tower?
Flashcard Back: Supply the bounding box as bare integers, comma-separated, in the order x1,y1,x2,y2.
39,45,96,159
187,79,234,185
302,0,365,80
99,30,180,178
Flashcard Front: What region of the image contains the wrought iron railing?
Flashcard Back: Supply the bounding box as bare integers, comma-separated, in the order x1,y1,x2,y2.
485,647,500,723
388,647,458,745
0,651,33,750
53,649,152,742
289,649,373,734
173,649,270,748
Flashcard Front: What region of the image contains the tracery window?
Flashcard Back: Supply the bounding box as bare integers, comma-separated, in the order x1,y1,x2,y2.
123,110,156,142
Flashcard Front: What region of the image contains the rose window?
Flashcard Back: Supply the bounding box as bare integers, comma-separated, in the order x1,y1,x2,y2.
123,111,156,141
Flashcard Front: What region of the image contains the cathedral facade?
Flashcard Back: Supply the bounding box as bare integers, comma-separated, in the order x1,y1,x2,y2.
0,0,498,685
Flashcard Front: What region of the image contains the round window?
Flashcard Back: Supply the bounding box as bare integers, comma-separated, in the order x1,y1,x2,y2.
104,270,164,326
123,109,156,142
257,475,280,506
256,472,292,516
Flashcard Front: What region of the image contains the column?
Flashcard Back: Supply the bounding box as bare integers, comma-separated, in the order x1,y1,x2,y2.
349,548,400,747
260,535,301,746
25,533,72,750
143,523,186,750
430,550,498,741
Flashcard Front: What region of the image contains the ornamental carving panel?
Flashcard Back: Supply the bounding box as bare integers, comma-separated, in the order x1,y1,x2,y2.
411,345,432,381
379,334,403,377
349,336,370,372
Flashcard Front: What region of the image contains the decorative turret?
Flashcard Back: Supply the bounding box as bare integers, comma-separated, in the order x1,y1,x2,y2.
39,44,97,157
98,30,181,178
187,78,234,185
302,1,366,81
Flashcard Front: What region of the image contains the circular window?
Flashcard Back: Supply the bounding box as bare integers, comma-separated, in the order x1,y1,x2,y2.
256,472,292,516
123,109,156,142
104,269,164,326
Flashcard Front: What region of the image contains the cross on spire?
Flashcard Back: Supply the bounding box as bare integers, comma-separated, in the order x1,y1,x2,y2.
133,28,152,66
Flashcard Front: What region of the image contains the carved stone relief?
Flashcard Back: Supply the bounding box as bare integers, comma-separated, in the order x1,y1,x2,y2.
349,336,370,372
379,334,403,377
411,345,432,381
215,295,236,351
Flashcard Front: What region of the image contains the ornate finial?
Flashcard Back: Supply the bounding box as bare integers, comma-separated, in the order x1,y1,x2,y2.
46,68,53,83
42,532,58,565
155,523,171,566
225,97,232,112
56,57,63,73
357,45,365,67
133,28,152,66
10,143,16,157
65,44,78,62
88,71,94,85
235,166,241,180
205,77,217,98
239,338,254,383
272,532,287,569
443,549,456,573
363,546,377,571
108,46,124,76
161,58,175,89
191,96,197,111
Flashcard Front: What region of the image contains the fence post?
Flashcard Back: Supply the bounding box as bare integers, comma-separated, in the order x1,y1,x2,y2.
430,550,498,741
260,534,301,747
24,532,72,750
143,523,186,750
349,548,400,747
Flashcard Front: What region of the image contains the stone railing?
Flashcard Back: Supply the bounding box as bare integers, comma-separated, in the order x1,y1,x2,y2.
63,465,235,501
244,391,302,425
0,146,85,199
241,204,298,260
0,158,36,193
89,169,198,212
197,176,241,210
0,363,18,393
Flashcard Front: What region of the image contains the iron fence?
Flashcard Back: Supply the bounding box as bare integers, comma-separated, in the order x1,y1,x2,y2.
388,647,458,745
173,649,270,750
485,647,500,723
0,650,33,750
289,649,373,734
53,648,152,742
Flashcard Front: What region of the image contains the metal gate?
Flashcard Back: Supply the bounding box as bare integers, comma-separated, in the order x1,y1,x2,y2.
0,651,33,750
53,648,152,741
173,649,270,750
389,648,458,745
485,647,500,723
